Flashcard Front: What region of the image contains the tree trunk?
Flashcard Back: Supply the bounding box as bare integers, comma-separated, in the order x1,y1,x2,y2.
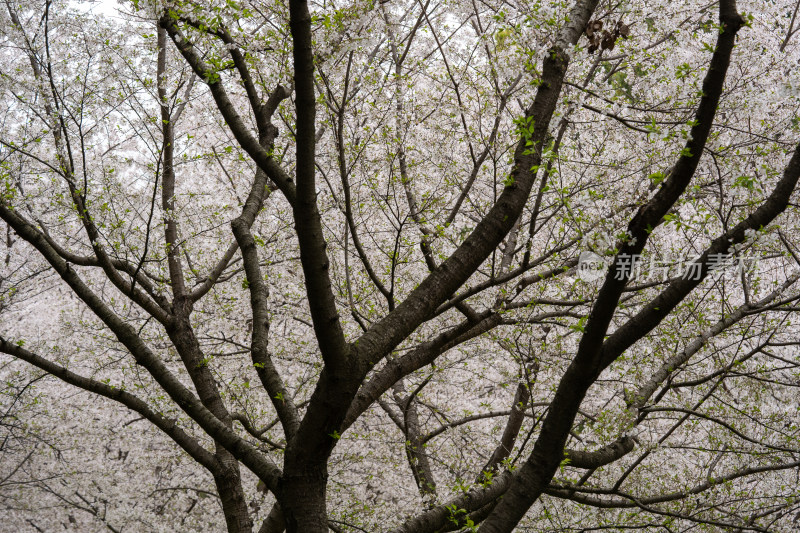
279,466,329,533
215,449,254,533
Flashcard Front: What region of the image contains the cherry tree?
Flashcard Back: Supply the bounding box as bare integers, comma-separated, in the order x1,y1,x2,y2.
1,0,800,531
